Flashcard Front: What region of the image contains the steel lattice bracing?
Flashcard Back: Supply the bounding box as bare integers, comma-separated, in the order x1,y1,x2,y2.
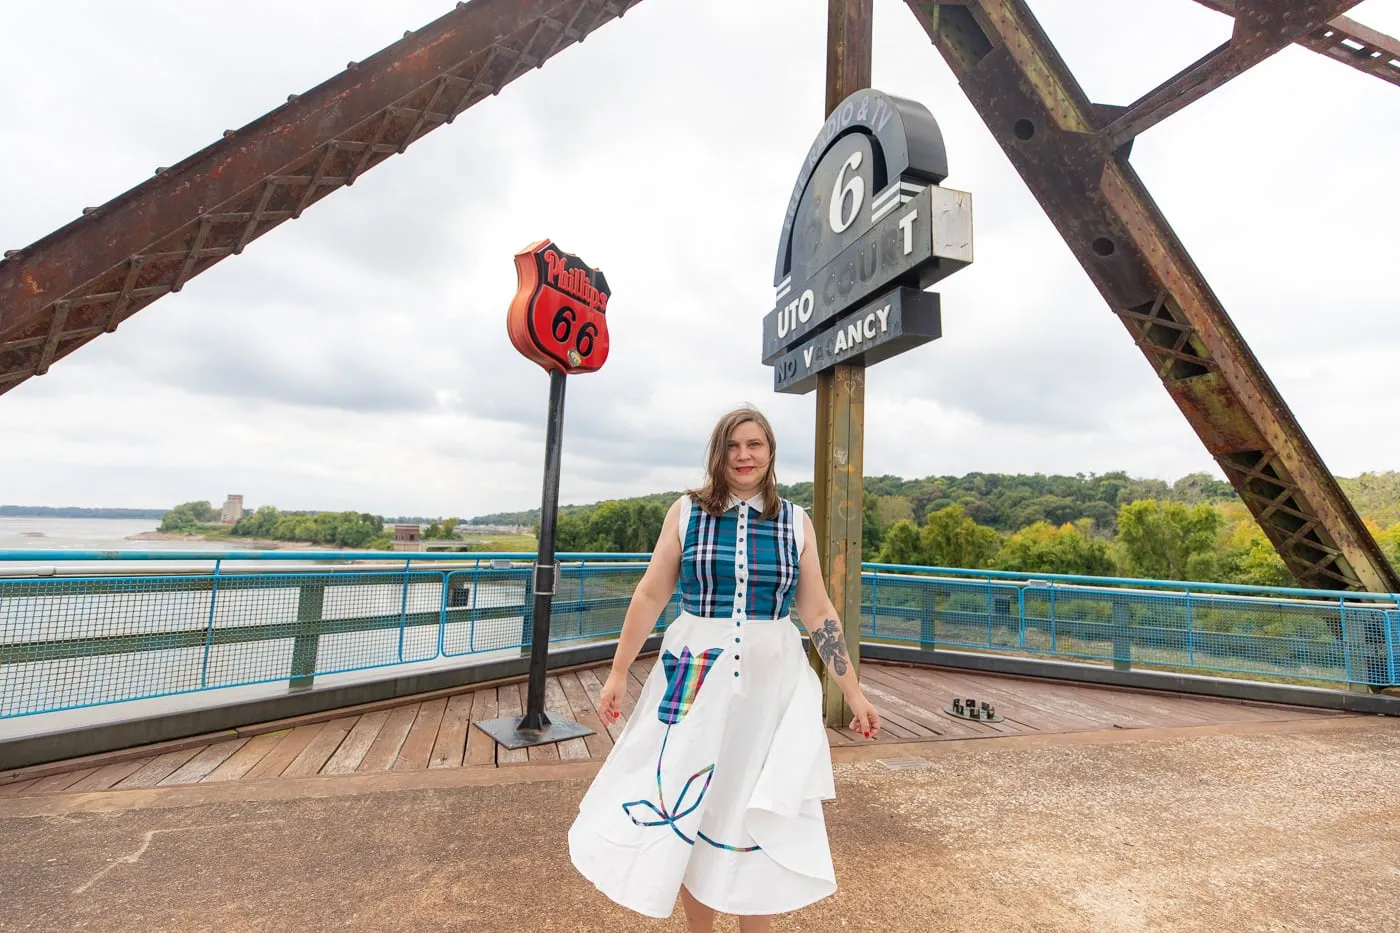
0,0,642,397
1192,0,1400,86
905,0,1400,595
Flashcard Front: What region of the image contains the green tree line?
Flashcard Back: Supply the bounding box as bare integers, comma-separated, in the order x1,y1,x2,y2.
160,501,387,549
509,470,1400,587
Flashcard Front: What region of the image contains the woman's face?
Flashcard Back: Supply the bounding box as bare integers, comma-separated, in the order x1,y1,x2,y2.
725,420,770,494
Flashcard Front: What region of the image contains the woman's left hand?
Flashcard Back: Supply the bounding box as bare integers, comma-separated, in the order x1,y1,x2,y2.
847,692,881,740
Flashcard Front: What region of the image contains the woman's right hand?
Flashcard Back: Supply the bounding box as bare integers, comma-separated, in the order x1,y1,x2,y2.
598,673,626,722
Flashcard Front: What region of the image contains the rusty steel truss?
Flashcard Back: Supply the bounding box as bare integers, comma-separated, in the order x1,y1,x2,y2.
905,0,1400,595
1,0,1397,594
0,0,640,391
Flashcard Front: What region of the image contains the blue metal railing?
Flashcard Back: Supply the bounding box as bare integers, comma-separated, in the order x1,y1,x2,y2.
1,550,1396,721
0,550,665,719
861,563,1400,689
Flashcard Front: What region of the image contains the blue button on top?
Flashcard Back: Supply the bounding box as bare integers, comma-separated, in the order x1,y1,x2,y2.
733,671,739,677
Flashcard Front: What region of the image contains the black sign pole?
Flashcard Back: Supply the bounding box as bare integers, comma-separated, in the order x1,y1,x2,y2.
520,367,567,730
473,240,606,749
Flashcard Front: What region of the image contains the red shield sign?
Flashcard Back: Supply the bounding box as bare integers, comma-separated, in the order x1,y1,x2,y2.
507,239,611,375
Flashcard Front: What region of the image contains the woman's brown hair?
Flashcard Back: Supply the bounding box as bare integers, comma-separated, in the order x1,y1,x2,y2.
688,407,781,520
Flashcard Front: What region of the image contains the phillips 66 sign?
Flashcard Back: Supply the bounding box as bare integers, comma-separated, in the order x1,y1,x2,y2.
508,238,612,375
763,89,973,393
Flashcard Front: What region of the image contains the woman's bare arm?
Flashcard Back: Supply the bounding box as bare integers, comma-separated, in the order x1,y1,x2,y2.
606,497,683,681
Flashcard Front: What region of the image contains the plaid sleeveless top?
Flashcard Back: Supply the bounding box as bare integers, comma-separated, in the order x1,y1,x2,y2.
677,494,803,621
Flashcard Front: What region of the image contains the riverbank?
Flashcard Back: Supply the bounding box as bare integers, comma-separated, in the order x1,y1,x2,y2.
127,531,350,550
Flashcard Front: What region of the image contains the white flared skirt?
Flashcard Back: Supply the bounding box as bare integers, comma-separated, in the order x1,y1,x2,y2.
568,611,836,918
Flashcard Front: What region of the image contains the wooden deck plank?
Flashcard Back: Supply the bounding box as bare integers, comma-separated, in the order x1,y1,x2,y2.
855,673,952,734
115,748,204,789
905,667,1127,732
206,731,290,782
0,777,43,797
911,667,1163,733
984,677,1187,730
872,666,1052,733
323,711,391,775
394,699,448,771
860,667,1008,738
358,705,419,772
429,694,474,770
559,671,614,759
1064,683,1240,726
26,767,100,794
464,688,499,768
576,668,628,743
494,684,529,765
546,674,591,761
827,727,855,746
283,717,357,778
159,739,248,786
242,725,325,780
64,759,149,792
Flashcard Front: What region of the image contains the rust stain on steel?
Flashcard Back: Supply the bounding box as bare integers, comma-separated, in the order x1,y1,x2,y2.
908,0,1398,595
0,0,644,394
1165,372,1268,454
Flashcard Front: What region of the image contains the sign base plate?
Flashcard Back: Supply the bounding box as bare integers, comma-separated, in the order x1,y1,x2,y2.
473,714,594,750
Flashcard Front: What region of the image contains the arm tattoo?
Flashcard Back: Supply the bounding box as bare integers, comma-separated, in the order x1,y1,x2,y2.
811,618,849,677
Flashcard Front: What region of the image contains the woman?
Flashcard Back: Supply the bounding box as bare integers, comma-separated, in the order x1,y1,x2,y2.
568,406,882,932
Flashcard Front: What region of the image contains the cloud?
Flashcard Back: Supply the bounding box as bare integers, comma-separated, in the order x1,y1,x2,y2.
2,0,1398,518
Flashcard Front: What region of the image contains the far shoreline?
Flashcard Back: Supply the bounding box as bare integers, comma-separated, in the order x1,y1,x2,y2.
127,531,365,551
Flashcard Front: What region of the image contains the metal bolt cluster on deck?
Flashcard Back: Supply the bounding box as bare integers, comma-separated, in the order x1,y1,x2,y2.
944,696,1004,723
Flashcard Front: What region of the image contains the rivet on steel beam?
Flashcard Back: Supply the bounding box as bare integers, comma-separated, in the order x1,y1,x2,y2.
1092,237,1116,257
347,61,357,70
404,30,412,38
155,167,168,175
1013,119,1035,141
223,130,235,138
288,93,299,102
82,207,97,215
3,251,19,260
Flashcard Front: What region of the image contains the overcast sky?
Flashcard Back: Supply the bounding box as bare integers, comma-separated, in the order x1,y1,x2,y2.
2,0,1398,518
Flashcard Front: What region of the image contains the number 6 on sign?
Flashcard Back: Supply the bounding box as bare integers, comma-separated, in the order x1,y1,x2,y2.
507,239,612,375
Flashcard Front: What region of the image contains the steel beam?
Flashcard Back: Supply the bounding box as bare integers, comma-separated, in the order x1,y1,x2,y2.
906,0,1400,595
809,0,873,729
1102,1,1364,148
0,0,642,396
1192,0,1400,88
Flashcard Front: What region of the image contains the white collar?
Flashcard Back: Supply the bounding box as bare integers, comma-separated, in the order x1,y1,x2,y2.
727,492,765,513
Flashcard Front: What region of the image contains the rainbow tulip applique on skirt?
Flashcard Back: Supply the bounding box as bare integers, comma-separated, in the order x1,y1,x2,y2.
621,645,759,852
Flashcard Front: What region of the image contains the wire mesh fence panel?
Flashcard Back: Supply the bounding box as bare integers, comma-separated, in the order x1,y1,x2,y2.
1,574,220,716
865,576,1019,650
866,569,1398,687
441,567,530,658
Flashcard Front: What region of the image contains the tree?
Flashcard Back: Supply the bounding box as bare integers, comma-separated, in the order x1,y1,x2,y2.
159,500,218,533
1171,472,1236,505
1114,499,1223,581
861,491,887,561
1214,502,1292,587
876,520,924,565
920,505,1002,569
996,521,1115,577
